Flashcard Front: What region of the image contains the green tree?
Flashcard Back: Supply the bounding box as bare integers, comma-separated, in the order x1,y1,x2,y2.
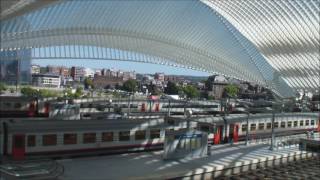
74,87,83,98
0,83,7,94
38,89,59,98
122,79,138,92
183,85,200,99
20,86,38,97
148,84,161,95
224,84,239,97
84,78,94,89
164,81,179,95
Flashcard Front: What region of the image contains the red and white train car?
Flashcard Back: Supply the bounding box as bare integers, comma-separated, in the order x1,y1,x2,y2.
1,113,319,160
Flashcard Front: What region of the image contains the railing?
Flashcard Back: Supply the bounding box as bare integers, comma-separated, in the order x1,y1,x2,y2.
246,132,320,150
0,159,64,180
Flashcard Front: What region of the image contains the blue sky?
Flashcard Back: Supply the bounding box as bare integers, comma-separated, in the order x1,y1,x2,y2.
32,59,210,76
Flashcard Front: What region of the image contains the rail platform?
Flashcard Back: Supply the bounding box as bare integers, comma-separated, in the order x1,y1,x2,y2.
57,142,319,180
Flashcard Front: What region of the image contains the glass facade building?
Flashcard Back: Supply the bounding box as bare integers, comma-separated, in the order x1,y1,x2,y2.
0,49,31,85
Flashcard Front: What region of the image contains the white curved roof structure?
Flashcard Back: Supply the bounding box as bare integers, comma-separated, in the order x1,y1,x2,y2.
0,0,319,97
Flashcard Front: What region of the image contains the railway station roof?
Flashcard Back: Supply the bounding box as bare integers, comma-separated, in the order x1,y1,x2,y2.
0,0,319,97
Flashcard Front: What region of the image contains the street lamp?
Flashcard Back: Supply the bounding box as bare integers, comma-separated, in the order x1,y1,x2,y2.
245,111,250,145
186,109,192,130
270,108,276,150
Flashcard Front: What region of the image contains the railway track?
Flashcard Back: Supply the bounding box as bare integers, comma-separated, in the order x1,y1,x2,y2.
219,156,320,180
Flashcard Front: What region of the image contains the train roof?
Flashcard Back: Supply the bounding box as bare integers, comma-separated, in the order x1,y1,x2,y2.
5,118,166,133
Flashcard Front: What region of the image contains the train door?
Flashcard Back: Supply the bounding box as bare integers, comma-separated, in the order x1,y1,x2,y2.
155,102,160,112
28,101,36,117
44,102,50,117
233,124,239,143
228,124,239,143
214,126,223,144
12,134,25,160
141,103,146,112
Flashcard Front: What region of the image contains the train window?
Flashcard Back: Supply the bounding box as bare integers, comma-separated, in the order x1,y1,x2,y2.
83,133,96,143
250,124,256,131
102,132,113,142
280,122,286,128
14,103,22,109
294,121,298,127
14,136,25,148
300,120,304,126
150,129,160,139
258,123,265,130
135,130,146,140
274,122,279,128
64,134,77,145
287,121,292,127
200,125,210,132
4,102,11,108
311,120,315,125
167,119,175,125
43,134,57,146
267,123,272,129
119,131,130,141
305,120,309,126
241,124,247,132
27,135,36,147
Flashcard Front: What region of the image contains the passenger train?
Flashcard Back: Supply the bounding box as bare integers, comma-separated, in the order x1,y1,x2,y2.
0,96,51,118
1,114,319,160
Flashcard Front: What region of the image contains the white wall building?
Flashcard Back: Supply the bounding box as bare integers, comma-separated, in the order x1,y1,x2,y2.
84,68,95,78
32,74,61,88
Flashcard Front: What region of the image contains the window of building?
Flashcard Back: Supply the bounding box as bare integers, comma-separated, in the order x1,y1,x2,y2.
311,120,315,125
288,121,292,127
102,132,113,142
294,121,298,127
27,135,36,147
300,120,304,126
43,134,57,146
135,130,146,140
83,133,96,143
281,122,286,128
306,120,309,126
150,129,160,139
274,122,279,128
119,131,130,141
242,124,247,132
64,134,77,145
266,123,272,129
250,124,256,131
258,123,265,130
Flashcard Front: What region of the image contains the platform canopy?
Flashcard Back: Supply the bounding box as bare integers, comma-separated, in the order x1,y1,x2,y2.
1,0,319,97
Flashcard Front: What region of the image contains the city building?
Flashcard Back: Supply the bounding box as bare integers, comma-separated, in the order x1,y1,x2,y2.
32,74,61,88
93,75,123,89
123,71,136,81
155,73,165,82
59,66,70,78
71,66,85,82
94,69,102,76
0,49,31,85
31,65,41,74
208,75,229,100
84,68,95,78
47,65,61,75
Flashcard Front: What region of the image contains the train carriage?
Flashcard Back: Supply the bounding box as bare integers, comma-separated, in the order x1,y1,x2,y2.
1,113,319,160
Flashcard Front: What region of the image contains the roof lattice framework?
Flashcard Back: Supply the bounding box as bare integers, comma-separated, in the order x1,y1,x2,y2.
1,0,319,97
